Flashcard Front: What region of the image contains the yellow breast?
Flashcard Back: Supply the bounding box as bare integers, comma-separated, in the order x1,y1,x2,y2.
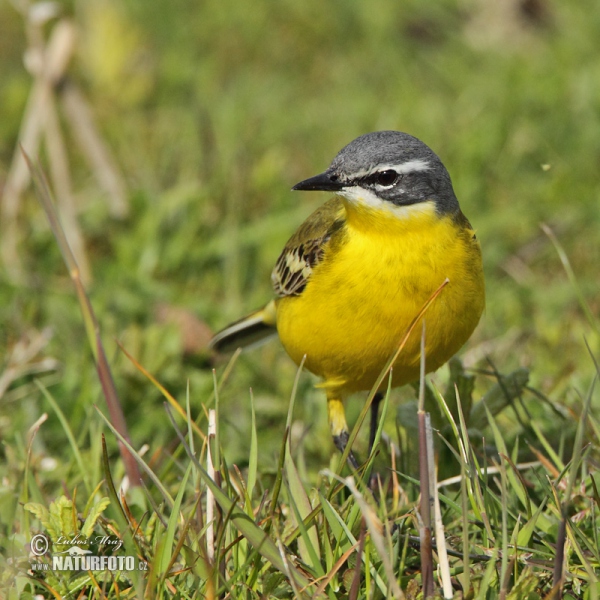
275,199,485,395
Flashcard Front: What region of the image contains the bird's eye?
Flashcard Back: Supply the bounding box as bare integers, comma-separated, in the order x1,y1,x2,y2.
375,170,398,186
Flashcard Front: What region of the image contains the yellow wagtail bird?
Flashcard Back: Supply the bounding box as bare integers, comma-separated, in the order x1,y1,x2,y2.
210,131,485,467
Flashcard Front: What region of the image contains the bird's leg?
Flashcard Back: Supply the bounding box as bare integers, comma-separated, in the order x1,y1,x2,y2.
368,392,384,455
327,395,359,469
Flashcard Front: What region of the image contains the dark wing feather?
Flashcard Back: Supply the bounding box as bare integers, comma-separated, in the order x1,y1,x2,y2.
272,198,345,297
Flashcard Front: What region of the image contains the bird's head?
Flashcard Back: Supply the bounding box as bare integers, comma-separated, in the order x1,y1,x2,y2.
292,131,459,217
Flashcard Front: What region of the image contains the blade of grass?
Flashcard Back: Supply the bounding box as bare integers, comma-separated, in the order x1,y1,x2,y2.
475,547,500,600
117,340,206,442
206,409,216,563
455,384,489,530
100,435,145,595
313,539,360,598
485,406,548,528
283,359,320,563
211,370,221,488
163,403,313,592
2,21,76,281
460,449,471,595
541,224,599,337
530,421,565,472
367,380,391,466
565,518,599,598
271,355,305,517
553,375,596,592
246,389,258,505
433,382,495,543
34,379,92,495
96,407,174,507
318,493,388,595
348,521,366,600
157,464,192,581
338,278,449,478
517,498,548,548
428,416,452,599
469,368,529,431
417,321,435,599
335,473,404,600
319,493,350,546
497,455,509,600
24,150,141,486
285,443,321,565
284,479,323,573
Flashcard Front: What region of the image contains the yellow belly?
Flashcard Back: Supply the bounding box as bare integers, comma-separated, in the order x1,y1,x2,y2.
275,203,485,396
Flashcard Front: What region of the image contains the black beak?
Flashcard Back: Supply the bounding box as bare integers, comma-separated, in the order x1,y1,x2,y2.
292,171,344,192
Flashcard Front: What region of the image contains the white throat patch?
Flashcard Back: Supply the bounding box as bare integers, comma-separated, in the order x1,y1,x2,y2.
340,187,436,219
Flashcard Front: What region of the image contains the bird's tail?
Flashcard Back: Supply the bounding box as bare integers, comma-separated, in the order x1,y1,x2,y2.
208,300,278,354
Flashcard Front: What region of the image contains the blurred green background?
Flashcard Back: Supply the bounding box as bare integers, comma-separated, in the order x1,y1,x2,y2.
1,0,598,474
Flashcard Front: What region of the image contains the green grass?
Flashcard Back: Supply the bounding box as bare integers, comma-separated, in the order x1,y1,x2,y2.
1,0,600,597
3,354,599,598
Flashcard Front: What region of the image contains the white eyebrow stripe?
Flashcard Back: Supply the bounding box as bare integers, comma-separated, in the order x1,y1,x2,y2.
379,159,431,174
351,159,431,179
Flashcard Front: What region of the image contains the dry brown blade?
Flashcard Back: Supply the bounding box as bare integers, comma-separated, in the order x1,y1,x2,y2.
115,339,207,441
44,88,91,284
527,444,561,478
312,540,360,598
348,521,366,600
1,19,76,279
60,80,129,218
338,278,450,471
418,410,434,597
427,412,452,598
23,149,142,487
417,320,435,598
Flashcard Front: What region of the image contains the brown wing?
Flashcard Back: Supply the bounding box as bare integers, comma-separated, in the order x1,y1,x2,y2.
271,198,345,297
